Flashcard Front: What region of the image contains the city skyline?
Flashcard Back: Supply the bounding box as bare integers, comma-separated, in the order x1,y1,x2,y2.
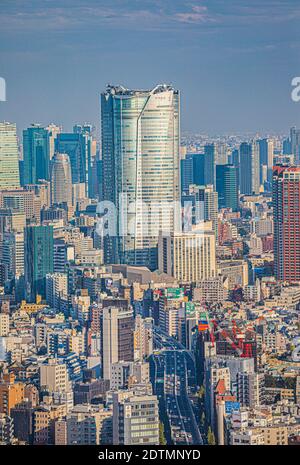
1,1,300,452
1,0,300,134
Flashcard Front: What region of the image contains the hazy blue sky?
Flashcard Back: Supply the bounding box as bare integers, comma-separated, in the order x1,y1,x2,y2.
0,0,300,135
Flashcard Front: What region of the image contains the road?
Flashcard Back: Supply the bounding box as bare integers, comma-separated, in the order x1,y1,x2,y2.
150,328,203,445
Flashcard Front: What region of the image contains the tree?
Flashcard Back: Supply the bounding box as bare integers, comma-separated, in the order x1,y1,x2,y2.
207,426,216,445
159,422,167,445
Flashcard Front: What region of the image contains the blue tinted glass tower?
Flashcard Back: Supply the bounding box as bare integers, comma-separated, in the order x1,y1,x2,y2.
55,133,87,185
25,225,54,302
216,164,238,211
23,125,50,185
239,142,260,195
181,155,193,194
204,144,216,187
192,153,205,186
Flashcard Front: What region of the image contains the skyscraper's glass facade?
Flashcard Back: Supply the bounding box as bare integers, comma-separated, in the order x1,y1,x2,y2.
24,225,54,302
239,142,260,195
23,125,50,184
55,129,92,197
101,84,180,270
216,164,239,212
204,144,216,188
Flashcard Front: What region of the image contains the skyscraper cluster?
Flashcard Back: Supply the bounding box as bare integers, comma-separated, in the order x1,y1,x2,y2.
0,85,300,447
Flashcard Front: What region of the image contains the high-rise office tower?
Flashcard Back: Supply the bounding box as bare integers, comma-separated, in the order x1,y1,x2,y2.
192,153,205,186
230,149,239,167
180,154,193,194
258,138,274,187
45,272,68,310
189,184,218,238
283,138,292,155
93,157,103,201
101,306,134,381
55,132,88,187
239,142,260,195
50,152,73,208
0,122,20,189
24,225,54,302
73,124,96,198
55,125,94,197
216,164,238,211
273,166,300,282
290,127,300,164
23,125,50,185
216,143,228,165
101,84,180,270
46,124,61,160
0,210,25,276
158,221,216,283
2,231,24,281
204,143,216,187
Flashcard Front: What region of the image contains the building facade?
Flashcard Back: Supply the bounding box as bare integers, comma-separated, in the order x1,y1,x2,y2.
0,122,20,190
25,225,54,301
273,165,300,282
101,84,180,270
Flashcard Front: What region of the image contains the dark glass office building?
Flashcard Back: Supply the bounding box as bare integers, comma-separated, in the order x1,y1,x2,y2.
25,225,54,302
216,164,239,211
204,143,216,187
55,133,88,186
23,126,50,184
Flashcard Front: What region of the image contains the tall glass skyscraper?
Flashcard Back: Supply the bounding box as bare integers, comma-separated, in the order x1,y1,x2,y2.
192,153,205,186
239,142,260,195
0,122,20,189
50,152,73,208
101,84,180,270
25,225,54,302
216,164,238,211
55,125,93,196
204,143,216,188
55,133,86,184
180,155,193,194
290,127,300,164
23,125,50,185
258,138,274,188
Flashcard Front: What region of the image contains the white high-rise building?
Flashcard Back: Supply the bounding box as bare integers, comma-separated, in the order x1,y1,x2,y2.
101,84,180,270
50,152,72,208
0,122,20,189
158,221,216,283
2,231,24,280
112,391,159,445
46,123,61,160
101,306,134,381
46,273,68,310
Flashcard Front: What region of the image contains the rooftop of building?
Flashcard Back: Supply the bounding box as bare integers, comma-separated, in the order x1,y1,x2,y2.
102,84,177,98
